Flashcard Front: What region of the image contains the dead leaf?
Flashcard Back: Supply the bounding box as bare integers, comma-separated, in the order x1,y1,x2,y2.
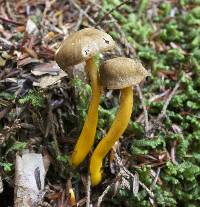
31,61,60,76
16,26,26,33
0,77,17,83
1,51,11,59
23,47,38,59
17,57,40,67
0,57,6,67
33,69,67,88
26,18,39,35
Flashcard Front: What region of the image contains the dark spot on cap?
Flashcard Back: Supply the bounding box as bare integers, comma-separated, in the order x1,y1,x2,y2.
103,38,109,44
85,49,90,55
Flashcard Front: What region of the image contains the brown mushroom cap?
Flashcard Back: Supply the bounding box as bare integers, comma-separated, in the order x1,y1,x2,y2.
55,28,115,70
100,57,149,89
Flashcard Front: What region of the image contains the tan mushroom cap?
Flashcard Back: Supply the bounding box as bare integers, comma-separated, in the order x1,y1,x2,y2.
55,28,115,69
100,57,149,89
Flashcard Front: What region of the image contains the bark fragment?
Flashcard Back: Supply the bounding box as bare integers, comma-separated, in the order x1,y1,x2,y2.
14,152,46,207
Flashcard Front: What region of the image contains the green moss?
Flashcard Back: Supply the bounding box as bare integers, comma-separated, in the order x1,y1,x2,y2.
101,0,200,206
18,89,45,108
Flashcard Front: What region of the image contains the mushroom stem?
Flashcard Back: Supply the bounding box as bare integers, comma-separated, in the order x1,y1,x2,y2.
71,57,101,166
90,87,133,186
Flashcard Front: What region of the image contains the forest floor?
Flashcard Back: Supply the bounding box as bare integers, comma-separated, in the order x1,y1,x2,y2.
0,0,200,207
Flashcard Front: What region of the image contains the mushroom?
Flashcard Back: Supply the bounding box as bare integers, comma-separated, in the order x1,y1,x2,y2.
89,57,149,186
55,28,115,167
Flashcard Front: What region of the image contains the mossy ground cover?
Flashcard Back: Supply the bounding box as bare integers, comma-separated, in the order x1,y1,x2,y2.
0,0,200,206
97,0,200,206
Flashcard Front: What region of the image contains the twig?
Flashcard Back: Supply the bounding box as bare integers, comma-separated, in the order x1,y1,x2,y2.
139,181,154,198
148,81,180,137
149,89,170,103
69,0,97,26
95,0,131,26
86,172,91,207
136,85,149,136
115,153,155,198
57,109,65,136
0,175,3,193
150,168,161,189
112,18,136,57
96,152,154,206
97,184,113,207
74,5,90,31
158,81,180,121
0,16,23,25
171,141,178,165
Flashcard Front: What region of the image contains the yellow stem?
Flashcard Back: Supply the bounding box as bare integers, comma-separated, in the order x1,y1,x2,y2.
90,87,133,186
71,58,101,166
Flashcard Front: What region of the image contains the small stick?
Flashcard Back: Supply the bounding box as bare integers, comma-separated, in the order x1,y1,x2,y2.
171,141,178,165
69,0,97,26
139,181,154,198
74,5,90,31
57,109,65,136
150,168,161,189
136,85,149,136
97,184,113,207
0,16,23,25
115,153,155,198
149,89,170,103
158,81,180,121
86,172,91,207
95,0,131,26
0,175,3,193
148,81,180,136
